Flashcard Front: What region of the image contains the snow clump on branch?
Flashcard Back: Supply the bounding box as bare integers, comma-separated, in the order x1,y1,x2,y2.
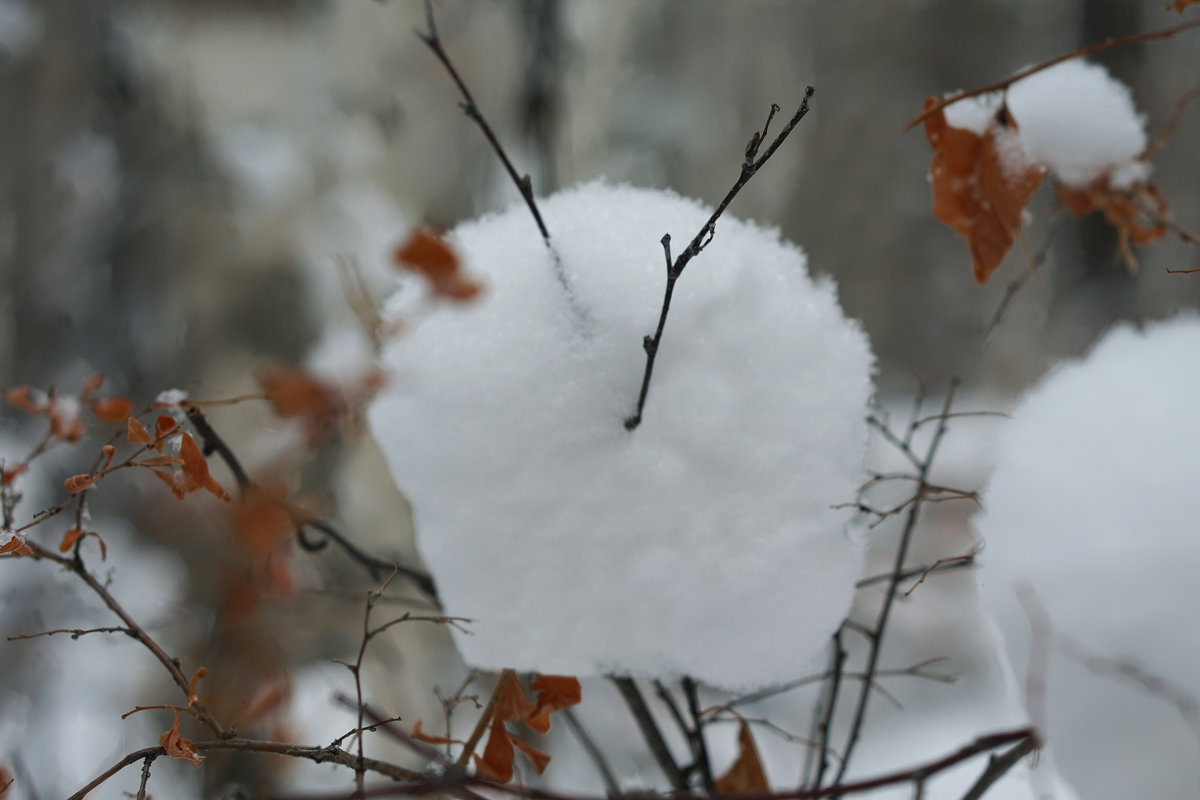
370,180,875,690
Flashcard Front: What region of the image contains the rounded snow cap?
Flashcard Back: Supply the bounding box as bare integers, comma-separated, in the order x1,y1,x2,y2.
976,314,1200,798
369,180,875,690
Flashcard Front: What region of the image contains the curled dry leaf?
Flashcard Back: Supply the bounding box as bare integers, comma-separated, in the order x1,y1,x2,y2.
0,534,33,556
127,417,153,445
155,414,178,447
64,473,96,494
187,666,208,706
179,433,232,502
715,722,771,795
526,675,582,734
494,672,537,723
923,96,1046,283
80,373,105,395
58,528,108,559
394,227,483,302
160,713,204,766
100,444,116,474
411,719,466,747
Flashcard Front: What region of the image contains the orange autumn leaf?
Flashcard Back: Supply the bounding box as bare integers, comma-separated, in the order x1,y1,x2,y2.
4,386,41,414
136,454,185,468
230,484,297,598
478,714,515,782
64,473,96,494
394,227,483,302
411,719,467,747
526,675,581,734
80,373,105,395
58,528,107,559
256,364,342,426
187,667,208,705
511,736,551,775
494,671,537,723
160,713,203,766
0,764,12,797
155,414,178,447
714,722,771,795
127,416,153,445
924,96,1045,283
178,433,232,502
90,396,135,423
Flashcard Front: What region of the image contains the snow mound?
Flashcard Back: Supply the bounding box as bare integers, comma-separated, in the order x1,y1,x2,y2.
944,60,1149,189
369,180,875,690
975,315,1200,799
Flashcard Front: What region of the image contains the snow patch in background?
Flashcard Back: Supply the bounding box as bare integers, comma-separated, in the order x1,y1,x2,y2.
976,314,1200,800
370,180,875,690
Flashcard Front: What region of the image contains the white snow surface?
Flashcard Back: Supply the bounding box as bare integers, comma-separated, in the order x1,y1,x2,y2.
369,180,875,690
975,314,1200,800
944,60,1149,189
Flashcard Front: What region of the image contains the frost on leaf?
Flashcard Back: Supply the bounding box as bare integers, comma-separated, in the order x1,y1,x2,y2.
924,96,1045,283
393,227,483,302
160,713,203,766
0,533,32,556
715,722,770,795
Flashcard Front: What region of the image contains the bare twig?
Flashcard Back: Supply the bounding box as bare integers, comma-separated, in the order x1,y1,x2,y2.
958,737,1040,800
681,676,716,794
561,708,621,796
7,625,133,641
906,17,1200,130
134,755,156,800
1141,83,1200,160
609,676,687,791
418,0,580,313
624,88,816,430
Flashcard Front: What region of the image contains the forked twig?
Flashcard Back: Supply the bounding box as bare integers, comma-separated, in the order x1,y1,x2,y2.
625,89,816,430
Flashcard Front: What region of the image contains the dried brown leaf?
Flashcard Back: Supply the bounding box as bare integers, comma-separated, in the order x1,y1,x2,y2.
714,722,770,795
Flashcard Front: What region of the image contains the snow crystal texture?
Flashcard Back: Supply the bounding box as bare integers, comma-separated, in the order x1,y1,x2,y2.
976,315,1200,799
370,181,875,690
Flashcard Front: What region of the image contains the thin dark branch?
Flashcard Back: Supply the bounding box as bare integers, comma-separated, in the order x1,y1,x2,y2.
609,676,687,791
7,625,134,641
906,17,1200,130
808,631,846,790
958,737,1040,800
561,707,621,796
681,677,716,794
624,88,815,430
302,519,439,602
68,737,426,800
651,680,694,765
262,728,1038,800
418,0,580,314
134,755,156,800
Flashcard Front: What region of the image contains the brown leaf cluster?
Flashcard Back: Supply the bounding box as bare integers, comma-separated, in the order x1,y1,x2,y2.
137,430,232,503
1057,181,1169,271
3,374,136,442
394,227,483,302
256,363,384,443
412,674,581,783
924,97,1046,283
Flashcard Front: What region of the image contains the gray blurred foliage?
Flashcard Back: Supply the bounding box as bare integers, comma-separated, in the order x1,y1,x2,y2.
1,0,1198,798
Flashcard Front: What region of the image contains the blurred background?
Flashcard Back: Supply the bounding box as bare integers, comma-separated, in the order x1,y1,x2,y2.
1,1,1197,798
